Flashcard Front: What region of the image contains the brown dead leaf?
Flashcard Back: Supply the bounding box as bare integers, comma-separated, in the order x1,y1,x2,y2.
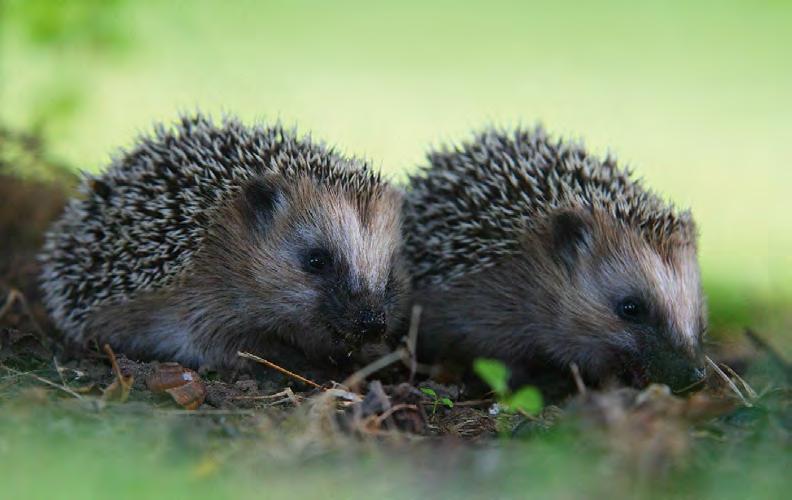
146,362,206,410
102,375,134,402
146,362,198,391
166,381,207,410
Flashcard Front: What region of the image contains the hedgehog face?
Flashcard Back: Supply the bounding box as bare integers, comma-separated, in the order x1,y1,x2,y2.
230,174,408,364
536,209,707,390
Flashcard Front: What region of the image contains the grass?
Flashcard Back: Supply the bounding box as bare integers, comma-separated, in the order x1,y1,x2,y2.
0,372,788,500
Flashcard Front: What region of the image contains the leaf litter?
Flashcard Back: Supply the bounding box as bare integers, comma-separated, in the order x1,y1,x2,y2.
0,169,790,497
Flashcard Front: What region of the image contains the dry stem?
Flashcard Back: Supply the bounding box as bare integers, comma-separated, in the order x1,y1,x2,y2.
570,362,587,395
342,348,407,389
237,351,323,390
718,362,758,399
0,364,83,399
103,344,124,380
374,403,418,427
405,304,422,382
705,356,752,407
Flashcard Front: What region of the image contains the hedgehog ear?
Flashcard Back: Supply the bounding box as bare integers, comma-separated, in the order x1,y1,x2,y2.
550,210,594,274
240,174,285,232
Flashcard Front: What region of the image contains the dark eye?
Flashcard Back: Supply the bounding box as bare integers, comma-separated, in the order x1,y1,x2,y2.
304,248,332,274
616,297,648,322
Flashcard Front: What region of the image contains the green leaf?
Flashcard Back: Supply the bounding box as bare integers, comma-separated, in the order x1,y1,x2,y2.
507,386,543,415
473,358,510,395
419,387,437,398
440,398,454,409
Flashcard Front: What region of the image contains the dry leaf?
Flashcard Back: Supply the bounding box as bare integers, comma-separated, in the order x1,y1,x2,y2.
102,375,134,402
146,362,206,410
166,381,207,410
146,362,200,391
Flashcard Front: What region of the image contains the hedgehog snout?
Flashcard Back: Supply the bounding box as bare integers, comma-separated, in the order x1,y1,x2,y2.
333,306,388,346
647,344,706,392
664,362,706,393
354,307,387,337
322,291,388,347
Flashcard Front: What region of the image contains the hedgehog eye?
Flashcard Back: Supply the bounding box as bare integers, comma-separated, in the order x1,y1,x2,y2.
616,297,648,322
303,248,333,274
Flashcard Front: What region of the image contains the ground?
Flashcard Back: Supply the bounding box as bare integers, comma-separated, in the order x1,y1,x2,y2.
0,168,789,499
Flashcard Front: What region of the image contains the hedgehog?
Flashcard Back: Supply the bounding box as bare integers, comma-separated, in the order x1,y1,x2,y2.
404,126,707,391
39,113,408,371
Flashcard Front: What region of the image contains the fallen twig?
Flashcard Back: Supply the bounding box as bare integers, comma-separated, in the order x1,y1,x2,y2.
324,384,363,403
374,403,418,427
674,376,707,394
237,351,323,390
718,362,758,399
0,364,83,399
705,356,752,407
52,356,68,388
102,344,134,402
405,305,422,383
232,387,302,406
103,344,123,380
342,348,407,389
570,362,587,395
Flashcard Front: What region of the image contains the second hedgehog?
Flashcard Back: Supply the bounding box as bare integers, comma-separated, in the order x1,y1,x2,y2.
40,114,408,370
404,127,707,392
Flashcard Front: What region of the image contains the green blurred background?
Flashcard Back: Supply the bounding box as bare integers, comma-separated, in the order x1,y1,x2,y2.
2,0,791,333
1,2,791,498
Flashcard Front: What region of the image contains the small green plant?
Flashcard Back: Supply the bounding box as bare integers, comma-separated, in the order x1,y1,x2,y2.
420,387,454,417
473,359,543,415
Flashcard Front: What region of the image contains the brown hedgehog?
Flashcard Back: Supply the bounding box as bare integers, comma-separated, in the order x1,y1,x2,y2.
404,127,706,391
39,114,408,370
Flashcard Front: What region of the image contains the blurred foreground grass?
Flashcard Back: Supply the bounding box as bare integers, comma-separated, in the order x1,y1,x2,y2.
0,377,788,500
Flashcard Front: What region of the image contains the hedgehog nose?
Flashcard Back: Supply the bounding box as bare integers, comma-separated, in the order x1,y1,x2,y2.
666,361,707,392
674,365,706,392
690,366,706,382
355,308,387,337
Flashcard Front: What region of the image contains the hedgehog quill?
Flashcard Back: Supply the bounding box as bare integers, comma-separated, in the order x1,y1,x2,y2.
404,127,706,391
40,114,408,371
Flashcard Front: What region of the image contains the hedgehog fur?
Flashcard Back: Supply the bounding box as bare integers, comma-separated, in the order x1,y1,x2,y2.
40,113,407,369
405,126,696,289
404,126,706,391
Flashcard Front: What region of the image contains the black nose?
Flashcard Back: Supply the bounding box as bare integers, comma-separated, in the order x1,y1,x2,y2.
665,362,706,392
645,342,706,391
355,308,387,337
690,366,706,382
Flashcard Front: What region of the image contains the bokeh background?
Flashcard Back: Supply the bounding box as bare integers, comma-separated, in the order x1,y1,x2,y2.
3,1,791,339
